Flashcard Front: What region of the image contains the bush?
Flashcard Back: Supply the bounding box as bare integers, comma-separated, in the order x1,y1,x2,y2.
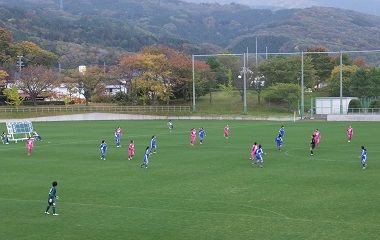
348,99,362,113
369,100,380,108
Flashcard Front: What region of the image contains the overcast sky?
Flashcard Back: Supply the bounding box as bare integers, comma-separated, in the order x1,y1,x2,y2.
185,0,380,15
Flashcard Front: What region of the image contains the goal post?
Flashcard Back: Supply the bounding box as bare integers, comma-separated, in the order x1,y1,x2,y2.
5,121,34,143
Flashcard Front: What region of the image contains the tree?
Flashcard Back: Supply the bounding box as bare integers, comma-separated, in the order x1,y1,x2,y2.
3,86,24,106
0,70,8,86
258,56,317,89
263,83,301,111
327,65,358,97
306,47,334,88
12,41,58,67
17,65,58,105
116,46,211,104
72,66,108,105
349,69,372,98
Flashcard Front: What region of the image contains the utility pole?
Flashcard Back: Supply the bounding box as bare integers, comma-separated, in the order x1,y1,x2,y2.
17,55,24,73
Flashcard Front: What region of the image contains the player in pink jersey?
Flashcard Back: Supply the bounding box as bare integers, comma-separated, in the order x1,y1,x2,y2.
190,128,196,146
224,124,230,139
313,129,321,147
128,140,135,160
26,137,34,156
347,126,353,142
250,142,258,161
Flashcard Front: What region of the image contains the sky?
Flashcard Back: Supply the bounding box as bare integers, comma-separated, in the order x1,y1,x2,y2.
185,0,380,15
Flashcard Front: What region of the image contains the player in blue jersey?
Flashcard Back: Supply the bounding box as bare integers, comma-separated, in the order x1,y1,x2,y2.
100,140,107,160
199,127,206,144
141,146,150,168
279,125,285,138
150,136,157,154
360,146,367,169
115,127,122,148
44,181,59,215
255,144,264,168
275,134,283,150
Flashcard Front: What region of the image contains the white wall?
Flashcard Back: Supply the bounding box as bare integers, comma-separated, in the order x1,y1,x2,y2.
315,97,358,114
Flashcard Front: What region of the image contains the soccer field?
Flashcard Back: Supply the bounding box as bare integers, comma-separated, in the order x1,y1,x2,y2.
0,120,379,240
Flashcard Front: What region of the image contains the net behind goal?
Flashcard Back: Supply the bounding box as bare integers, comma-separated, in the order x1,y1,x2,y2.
5,121,34,143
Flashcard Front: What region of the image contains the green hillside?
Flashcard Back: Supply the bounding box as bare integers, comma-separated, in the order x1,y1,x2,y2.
0,0,380,65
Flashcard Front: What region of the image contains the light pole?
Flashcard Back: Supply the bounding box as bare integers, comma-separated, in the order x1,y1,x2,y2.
238,53,253,114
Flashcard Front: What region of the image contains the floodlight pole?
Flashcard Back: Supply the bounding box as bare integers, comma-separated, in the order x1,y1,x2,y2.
192,54,196,112
300,51,305,119
243,52,247,114
339,52,343,114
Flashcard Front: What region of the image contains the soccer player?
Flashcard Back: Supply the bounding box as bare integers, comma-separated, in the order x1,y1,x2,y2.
33,131,42,141
360,146,367,169
250,142,258,161
26,137,34,156
115,127,122,148
1,132,9,144
199,127,206,144
255,144,264,168
275,134,283,150
141,146,150,168
150,136,157,154
44,181,59,216
128,140,135,160
100,140,107,160
279,125,285,138
167,120,174,132
310,134,316,156
347,126,353,142
314,129,321,147
190,128,196,146
224,125,230,139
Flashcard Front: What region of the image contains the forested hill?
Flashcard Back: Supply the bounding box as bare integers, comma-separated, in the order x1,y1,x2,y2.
1,0,380,67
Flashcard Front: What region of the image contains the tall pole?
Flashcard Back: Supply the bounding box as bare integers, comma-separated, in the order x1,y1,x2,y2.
192,55,196,112
255,37,258,66
301,51,305,119
340,52,343,114
243,53,247,114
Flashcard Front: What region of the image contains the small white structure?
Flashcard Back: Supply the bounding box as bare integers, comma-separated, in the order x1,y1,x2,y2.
78,65,86,74
315,97,358,114
6,121,34,143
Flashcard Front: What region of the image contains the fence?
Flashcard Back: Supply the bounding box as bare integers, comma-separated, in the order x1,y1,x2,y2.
0,105,191,114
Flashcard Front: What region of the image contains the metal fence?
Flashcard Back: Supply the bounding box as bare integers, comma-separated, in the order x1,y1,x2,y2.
0,105,191,113
347,108,380,114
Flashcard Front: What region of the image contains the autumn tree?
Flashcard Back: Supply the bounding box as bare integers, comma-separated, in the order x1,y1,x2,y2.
71,66,108,105
327,65,358,97
12,41,58,67
17,65,58,105
0,70,8,86
116,46,211,104
0,28,14,70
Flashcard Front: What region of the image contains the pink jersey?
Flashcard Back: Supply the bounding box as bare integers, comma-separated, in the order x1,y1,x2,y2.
191,130,196,138
251,144,257,153
224,126,229,136
347,127,353,136
27,139,34,148
128,143,135,153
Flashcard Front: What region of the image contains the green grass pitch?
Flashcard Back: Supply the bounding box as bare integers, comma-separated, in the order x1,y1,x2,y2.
0,120,379,240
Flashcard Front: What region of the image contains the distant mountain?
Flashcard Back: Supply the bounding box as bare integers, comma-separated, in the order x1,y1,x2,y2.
0,0,380,66
185,0,380,16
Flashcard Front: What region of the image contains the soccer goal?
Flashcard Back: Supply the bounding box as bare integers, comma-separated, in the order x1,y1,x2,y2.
5,121,34,143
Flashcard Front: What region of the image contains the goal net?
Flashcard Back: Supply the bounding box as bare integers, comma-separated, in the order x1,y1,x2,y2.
5,121,34,143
